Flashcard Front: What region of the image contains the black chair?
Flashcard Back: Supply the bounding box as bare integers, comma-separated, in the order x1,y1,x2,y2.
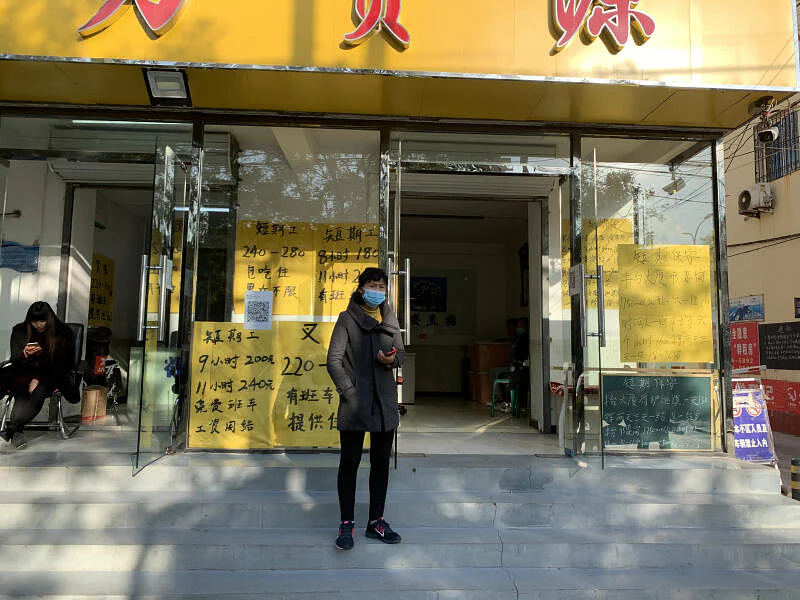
0,322,85,441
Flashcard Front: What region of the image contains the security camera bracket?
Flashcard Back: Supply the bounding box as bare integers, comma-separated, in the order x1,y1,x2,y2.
748,95,776,118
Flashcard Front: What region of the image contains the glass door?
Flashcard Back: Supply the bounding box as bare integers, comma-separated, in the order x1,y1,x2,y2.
575,137,721,458
135,140,194,470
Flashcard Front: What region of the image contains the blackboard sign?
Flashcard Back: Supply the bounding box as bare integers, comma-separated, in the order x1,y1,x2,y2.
602,374,712,450
759,322,800,370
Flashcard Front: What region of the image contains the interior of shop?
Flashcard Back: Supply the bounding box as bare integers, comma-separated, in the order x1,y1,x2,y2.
396,173,551,435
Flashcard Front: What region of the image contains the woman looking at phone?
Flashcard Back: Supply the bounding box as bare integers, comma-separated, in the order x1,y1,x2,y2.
326,267,405,550
1,301,74,449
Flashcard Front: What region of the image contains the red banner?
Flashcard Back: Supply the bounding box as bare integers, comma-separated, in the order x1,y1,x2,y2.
730,322,760,370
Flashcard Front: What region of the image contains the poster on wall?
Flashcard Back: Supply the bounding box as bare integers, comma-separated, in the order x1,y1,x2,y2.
617,245,713,363
234,221,378,318
730,322,760,370
411,277,447,312
729,295,765,322
88,253,114,328
0,240,39,273
409,269,476,338
189,321,338,449
759,322,800,370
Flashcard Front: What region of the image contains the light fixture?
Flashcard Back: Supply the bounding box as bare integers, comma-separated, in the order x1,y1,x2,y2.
143,68,192,107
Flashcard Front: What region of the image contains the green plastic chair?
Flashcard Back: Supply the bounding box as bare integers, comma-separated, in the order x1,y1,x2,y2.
491,376,519,418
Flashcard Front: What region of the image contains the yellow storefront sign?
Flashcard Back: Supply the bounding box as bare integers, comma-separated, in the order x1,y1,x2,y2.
0,1,795,128
617,244,713,363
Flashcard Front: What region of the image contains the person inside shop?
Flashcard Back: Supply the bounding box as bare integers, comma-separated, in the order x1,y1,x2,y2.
0,301,74,449
326,267,405,550
494,317,531,414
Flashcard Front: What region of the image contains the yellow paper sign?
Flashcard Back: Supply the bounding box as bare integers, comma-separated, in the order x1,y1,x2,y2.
313,223,380,317
617,245,713,363
561,219,633,309
189,321,338,449
234,221,315,316
234,220,379,317
88,253,114,327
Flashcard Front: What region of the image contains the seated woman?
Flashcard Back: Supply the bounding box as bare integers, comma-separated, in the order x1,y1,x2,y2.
1,301,74,449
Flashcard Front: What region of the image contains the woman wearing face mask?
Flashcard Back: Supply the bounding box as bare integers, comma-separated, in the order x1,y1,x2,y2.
1,301,74,449
326,267,405,550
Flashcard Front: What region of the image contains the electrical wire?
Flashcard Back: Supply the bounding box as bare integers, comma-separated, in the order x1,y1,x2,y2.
728,235,800,257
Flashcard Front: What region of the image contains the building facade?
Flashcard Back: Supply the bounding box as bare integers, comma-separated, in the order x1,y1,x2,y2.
725,90,800,436
0,1,797,466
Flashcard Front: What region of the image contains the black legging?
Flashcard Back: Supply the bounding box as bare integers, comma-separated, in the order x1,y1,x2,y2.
338,429,395,523
5,382,49,436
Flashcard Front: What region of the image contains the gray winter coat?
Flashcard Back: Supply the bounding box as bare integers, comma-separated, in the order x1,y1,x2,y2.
326,298,405,432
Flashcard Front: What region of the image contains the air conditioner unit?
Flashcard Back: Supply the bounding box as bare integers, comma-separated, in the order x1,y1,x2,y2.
737,183,774,216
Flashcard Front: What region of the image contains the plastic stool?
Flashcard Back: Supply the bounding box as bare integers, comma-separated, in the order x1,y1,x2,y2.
491,377,518,418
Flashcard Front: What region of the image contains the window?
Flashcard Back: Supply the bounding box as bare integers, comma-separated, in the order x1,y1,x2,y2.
754,108,800,183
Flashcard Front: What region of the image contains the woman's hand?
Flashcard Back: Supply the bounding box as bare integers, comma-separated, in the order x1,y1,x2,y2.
377,349,396,366
23,344,42,358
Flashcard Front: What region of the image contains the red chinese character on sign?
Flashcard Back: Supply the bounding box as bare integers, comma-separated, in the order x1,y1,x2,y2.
551,0,656,53
79,0,188,37
344,0,410,48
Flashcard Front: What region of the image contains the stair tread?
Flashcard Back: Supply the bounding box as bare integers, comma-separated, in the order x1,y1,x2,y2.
1,567,800,594
0,489,792,505
2,526,800,546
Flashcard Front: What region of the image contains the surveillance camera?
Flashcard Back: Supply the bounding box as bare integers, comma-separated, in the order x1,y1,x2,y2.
757,127,780,143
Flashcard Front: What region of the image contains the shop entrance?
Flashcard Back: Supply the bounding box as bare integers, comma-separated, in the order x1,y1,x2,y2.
386,133,573,450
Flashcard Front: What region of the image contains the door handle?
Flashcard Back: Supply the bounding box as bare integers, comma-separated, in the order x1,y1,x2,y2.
137,254,148,343
158,254,170,344
403,257,411,347
596,264,606,348
389,257,412,347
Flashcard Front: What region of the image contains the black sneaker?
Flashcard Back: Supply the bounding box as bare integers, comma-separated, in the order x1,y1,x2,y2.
365,517,401,544
335,520,354,550
10,432,27,449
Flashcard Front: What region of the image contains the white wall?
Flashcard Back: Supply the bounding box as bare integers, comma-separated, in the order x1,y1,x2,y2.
67,189,96,337
0,161,65,349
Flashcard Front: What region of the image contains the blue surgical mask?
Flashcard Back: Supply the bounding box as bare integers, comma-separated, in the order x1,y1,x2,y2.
363,289,386,307
516,328,526,336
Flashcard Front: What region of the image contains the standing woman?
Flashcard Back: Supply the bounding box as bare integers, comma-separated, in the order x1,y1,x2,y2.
326,267,405,550
1,301,74,449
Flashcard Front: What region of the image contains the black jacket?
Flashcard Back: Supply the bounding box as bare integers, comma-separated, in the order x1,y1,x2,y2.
326,299,405,432
9,322,74,392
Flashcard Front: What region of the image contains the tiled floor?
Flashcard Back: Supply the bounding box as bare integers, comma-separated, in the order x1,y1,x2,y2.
1,393,559,461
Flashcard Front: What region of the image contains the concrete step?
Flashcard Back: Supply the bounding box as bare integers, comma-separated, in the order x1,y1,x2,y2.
1,527,800,572
2,490,799,530
0,456,780,495
1,568,800,599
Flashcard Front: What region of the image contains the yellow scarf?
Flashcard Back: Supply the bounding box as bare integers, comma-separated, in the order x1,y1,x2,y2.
361,304,382,323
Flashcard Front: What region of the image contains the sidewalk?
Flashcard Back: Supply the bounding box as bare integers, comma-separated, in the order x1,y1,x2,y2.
773,431,800,497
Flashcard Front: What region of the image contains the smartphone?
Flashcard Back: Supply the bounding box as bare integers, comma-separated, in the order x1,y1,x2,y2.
25,342,40,347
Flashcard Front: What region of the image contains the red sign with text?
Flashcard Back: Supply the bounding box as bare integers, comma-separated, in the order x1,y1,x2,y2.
730,322,760,370
762,379,800,414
